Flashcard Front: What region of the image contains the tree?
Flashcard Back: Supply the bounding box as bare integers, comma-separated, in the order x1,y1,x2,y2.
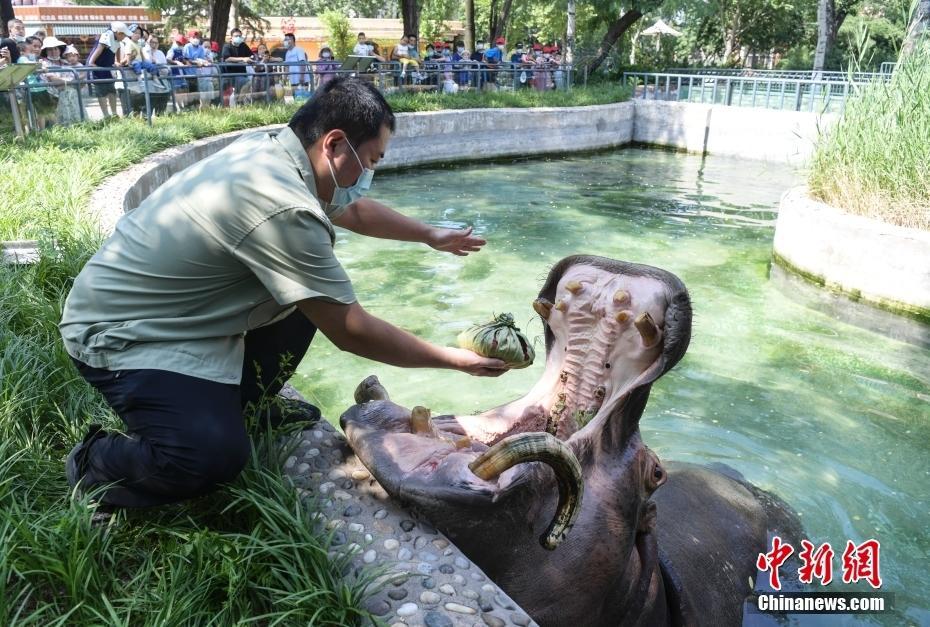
488,0,515,42
402,0,421,39
465,0,475,48
210,0,232,41
901,0,930,55
321,9,352,57
586,0,663,74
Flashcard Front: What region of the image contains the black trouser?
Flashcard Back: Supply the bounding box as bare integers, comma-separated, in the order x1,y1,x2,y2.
71,309,316,508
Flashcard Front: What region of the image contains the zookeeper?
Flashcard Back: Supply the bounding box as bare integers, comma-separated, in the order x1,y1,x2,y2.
60,77,507,508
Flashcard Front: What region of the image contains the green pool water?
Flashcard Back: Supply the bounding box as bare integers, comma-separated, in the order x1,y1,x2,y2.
292,147,929,626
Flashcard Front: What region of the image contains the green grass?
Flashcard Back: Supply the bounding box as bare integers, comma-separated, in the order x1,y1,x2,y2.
0,242,380,625
809,44,930,230
0,89,629,623
385,83,631,113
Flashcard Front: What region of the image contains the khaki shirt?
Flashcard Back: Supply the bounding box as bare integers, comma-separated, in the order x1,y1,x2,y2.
60,126,356,384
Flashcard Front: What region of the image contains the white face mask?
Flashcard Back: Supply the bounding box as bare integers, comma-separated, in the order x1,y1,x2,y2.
327,140,374,208
191,38,201,46
231,36,243,45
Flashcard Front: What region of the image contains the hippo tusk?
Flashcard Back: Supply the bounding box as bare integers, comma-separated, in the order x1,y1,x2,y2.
533,298,554,320
554,299,568,312
468,433,583,551
411,406,433,434
613,289,630,304
354,375,391,403
565,280,583,294
634,312,662,348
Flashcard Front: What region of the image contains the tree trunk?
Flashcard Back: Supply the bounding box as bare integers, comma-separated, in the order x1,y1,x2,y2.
465,0,475,51
1,0,14,39
489,0,514,43
813,0,836,76
565,0,576,65
586,9,643,75
901,0,930,57
401,0,420,39
210,0,232,44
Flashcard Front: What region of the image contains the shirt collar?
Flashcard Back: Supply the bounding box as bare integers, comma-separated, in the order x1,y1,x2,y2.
275,126,318,199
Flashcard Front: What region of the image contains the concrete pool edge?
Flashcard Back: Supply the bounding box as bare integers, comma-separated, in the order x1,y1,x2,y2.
90,100,838,237
773,186,930,325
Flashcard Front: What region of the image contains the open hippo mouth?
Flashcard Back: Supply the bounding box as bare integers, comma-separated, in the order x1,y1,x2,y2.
341,256,691,553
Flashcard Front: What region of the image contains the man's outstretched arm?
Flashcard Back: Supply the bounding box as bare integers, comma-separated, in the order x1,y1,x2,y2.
297,298,507,377
332,198,486,256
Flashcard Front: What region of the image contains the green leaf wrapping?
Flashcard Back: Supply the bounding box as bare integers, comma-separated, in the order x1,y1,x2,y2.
457,313,535,369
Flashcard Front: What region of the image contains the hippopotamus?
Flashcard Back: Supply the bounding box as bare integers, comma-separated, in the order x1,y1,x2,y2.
341,255,803,626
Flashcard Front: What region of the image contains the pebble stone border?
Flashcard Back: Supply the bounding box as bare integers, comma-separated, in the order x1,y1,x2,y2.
279,386,538,627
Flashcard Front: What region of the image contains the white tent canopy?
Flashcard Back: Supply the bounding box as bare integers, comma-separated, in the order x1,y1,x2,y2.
641,19,682,37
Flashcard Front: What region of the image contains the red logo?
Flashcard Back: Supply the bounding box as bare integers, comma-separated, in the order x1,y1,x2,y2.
757,535,794,591
798,540,834,585
757,537,882,590
841,539,882,589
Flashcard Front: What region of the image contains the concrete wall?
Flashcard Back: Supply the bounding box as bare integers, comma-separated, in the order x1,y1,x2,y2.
380,102,635,169
632,100,835,165
773,187,930,322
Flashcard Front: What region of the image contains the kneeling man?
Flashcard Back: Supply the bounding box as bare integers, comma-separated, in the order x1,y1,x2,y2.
60,77,506,508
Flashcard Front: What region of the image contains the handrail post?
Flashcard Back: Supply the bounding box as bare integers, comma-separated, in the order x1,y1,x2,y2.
142,69,153,126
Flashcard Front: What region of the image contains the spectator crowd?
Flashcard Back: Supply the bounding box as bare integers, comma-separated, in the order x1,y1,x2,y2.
2,17,570,131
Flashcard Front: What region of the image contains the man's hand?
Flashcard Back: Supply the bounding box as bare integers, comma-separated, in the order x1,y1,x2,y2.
429,226,486,256
444,347,509,377
298,300,509,377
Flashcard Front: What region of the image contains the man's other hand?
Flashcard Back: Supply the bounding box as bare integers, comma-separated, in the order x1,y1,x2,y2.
428,226,486,256
446,347,509,377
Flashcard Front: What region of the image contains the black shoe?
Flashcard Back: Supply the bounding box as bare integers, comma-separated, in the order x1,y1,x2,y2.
258,398,322,430
66,423,106,496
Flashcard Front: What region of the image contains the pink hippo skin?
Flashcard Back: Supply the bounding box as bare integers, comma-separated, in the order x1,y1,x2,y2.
341,256,803,627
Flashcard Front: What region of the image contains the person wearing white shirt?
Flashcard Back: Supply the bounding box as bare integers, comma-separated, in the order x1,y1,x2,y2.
283,32,308,89
144,35,167,65
353,32,372,56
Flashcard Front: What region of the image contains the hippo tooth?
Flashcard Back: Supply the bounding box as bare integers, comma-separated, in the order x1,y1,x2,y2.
454,436,472,449
634,312,662,347
411,406,433,434
533,298,554,320
613,289,630,304
555,299,568,312
565,280,583,294
615,310,631,323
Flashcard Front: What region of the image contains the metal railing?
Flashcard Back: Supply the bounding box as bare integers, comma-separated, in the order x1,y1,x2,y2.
2,60,575,137
663,67,890,83
622,71,886,113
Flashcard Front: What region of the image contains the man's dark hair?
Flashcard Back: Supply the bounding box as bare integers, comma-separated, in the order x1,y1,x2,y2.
284,32,296,40
24,35,40,46
357,32,365,37
288,77,395,149
230,28,242,36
